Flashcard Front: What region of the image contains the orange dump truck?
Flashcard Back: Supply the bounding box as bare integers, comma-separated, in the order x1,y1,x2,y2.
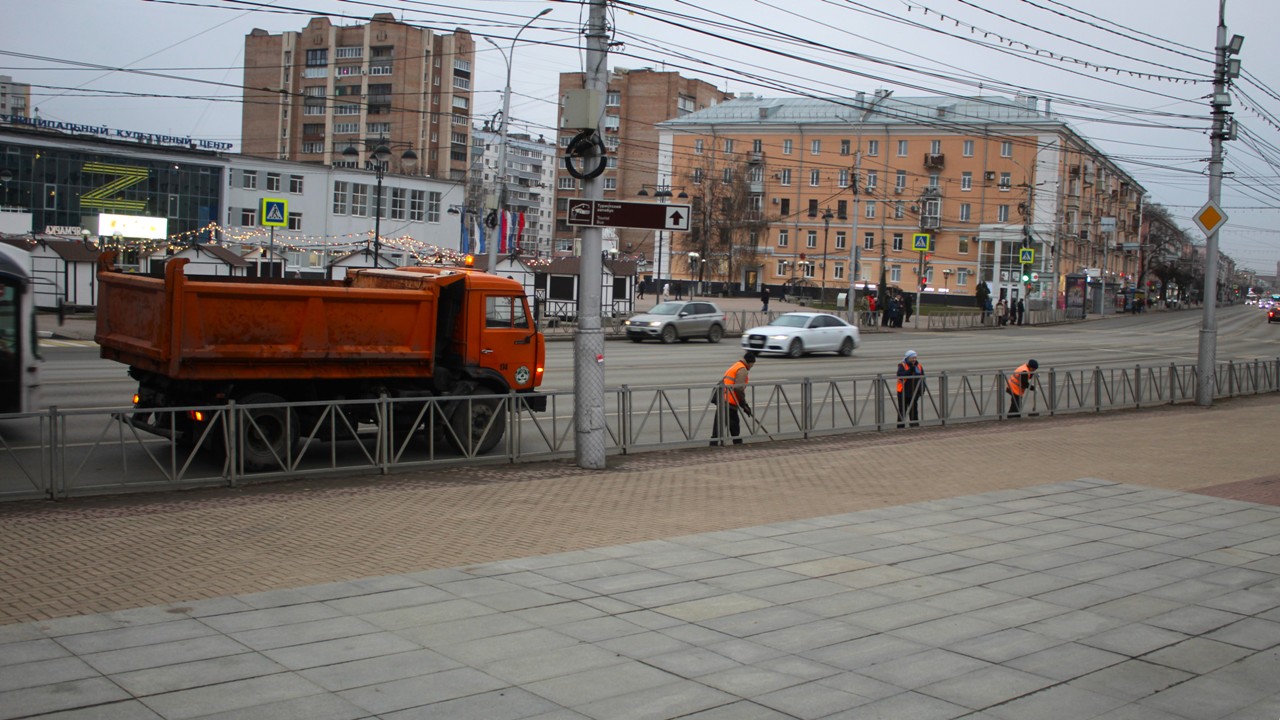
95,255,545,464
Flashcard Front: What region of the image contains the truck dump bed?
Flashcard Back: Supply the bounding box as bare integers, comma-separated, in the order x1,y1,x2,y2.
96,257,463,381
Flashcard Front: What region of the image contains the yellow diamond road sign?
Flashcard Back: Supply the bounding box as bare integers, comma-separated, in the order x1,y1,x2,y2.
1193,200,1227,237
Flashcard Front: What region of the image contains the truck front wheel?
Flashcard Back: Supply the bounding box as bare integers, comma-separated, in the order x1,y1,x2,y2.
237,392,299,471
448,391,506,455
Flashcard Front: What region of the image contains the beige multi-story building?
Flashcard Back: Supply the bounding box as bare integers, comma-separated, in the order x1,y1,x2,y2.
0,75,31,119
241,14,474,182
554,68,732,268
658,93,1146,306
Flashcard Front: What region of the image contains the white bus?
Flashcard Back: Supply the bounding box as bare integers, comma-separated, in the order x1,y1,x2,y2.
0,243,40,414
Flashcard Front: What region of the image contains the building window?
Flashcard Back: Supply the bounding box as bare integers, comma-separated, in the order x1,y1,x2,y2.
864,232,875,250
367,122,391,134
897,139,908,156
894,201,904,219
390,188,407,220
722,168,733,184
779,199,790,216
693,167,704,185
997,205,1010,222
782,139,792,155
837,200,847,218
892,233,904,251
890,265,901,282
811,139,821,155
604,177,617,190
335,104,360,116
961,171,972,191
332,181,349,214
867,139,879,156
1001,141,1013,157
724,138,734,153
694,139,703,154
240,207,256,225
305,49,328,66
352,183,369,217
958,235,970,254
895,170,906,191
838,168,849,188
1000,172,1012,190
336,65,362,77
454,58,471,72
957,269,969,285
834,231,846,249
605,91,620,106
303,105,325,116
558,176,576,190
810,169,820,186
778,169,791,186
239,170,257,190
752,138,763,153
840,139,851,155
959,203,971,222
409,190,426,221
287,212,302,231
266,172,281,192
865,202,876,219
807,199,819,217
427,191,442,223
302,67,328,79
806,230,817,248
930,139,942,154
803,263,815,279
963,140,974,157
168,194,178,218
776,259,788,276
333,122,358,134
866,170,877,191
301,142,324,154
290,175,304,194
677,95,695,114
778,229,789,247
833,263,844,280
453,76,470,90
929,174,940,188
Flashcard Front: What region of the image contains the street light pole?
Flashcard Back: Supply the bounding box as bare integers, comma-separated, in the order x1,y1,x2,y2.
343,139,416,269
821,207,833,305
487,8,551,271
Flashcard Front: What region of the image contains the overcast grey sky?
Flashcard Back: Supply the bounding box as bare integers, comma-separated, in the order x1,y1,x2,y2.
2,0,1276,273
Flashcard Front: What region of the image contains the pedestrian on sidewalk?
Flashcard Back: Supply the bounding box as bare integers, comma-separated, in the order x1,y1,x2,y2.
761,286,771,313
996,299,1008,327
1016,298,1025,326
662,282,670,301
711,351,756,446
896,349,925,429
1006,358,1039,418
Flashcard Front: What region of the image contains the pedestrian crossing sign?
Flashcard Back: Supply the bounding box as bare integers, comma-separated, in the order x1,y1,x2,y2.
1019,248,1035,264
912,233,933,252
261,198,288,228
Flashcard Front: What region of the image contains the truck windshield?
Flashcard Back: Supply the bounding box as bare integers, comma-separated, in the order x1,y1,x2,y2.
485,295,531,329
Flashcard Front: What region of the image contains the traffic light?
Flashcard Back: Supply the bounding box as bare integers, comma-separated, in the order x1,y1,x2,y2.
1020,269,1031,283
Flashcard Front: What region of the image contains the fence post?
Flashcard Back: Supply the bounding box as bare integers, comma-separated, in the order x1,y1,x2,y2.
802,377,813,438
45,405,58,499
619,385,631,454
874,374,886,430
1134,364,1142,408
1047,369,1056,416
1094,366,1103,413
1227,360,1235,398
938,372,949,425
378,394,391,474
226,399,239,486
1169,363,1177,404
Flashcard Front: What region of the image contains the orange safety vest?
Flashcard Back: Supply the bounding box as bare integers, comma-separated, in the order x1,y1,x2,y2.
1007,363,1033,396
721,360,749,406
897,361,924,393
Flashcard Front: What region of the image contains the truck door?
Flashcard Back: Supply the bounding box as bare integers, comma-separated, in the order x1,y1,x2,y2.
481,294,539,390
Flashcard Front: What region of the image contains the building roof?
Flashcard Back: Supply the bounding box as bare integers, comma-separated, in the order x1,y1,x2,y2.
183,244,250,267
660,94,1056,128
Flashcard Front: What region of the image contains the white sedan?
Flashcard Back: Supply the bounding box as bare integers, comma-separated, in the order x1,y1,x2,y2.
741,312,860,358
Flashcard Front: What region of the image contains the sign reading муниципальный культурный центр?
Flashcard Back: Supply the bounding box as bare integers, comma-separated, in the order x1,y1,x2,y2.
0,113,234,151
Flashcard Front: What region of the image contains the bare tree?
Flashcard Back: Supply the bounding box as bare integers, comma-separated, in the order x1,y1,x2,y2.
677,154,769,292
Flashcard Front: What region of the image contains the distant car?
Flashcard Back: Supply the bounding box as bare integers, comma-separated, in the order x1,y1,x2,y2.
624,300,726,344
741,312,860,357
1269,306,1278,323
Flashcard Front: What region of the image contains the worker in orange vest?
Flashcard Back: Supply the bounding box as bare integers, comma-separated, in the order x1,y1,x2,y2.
1006,359,1039,418
896,350,925,428
711,352,757,446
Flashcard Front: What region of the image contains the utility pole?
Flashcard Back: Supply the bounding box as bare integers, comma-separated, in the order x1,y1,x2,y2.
846,151,862,314
1196,0,1242,407
575,0,609,468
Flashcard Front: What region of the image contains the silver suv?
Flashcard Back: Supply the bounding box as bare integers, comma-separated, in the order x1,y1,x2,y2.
624,301,726,344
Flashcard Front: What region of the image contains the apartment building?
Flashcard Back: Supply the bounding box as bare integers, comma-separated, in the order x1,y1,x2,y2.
241,14,474,182
657,93,1145,305
0,76,31,120
469,128,556,257
554,68,732,263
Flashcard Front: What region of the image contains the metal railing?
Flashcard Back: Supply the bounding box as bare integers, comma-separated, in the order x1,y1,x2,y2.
2,358,1276,501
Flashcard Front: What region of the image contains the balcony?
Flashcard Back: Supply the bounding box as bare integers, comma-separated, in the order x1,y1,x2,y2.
923,153,945,169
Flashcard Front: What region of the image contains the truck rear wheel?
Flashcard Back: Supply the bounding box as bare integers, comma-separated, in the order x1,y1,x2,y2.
448,391,506,455
237,392,298,471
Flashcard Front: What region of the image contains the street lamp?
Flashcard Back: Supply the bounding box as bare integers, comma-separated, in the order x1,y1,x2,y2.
821,207,834,304
486,7,551,272
637,184,687,294
80,228,92,248
942,268,953,291
343,138,418,268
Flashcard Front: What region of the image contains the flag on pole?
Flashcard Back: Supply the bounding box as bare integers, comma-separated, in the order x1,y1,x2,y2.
516,212,526,254
477,218,486,255
459,210,469,253
498,211,509,254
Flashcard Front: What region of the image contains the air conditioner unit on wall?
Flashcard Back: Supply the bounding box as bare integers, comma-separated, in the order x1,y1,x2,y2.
894,187,904,194
771,197,780,204
984,171,997,182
